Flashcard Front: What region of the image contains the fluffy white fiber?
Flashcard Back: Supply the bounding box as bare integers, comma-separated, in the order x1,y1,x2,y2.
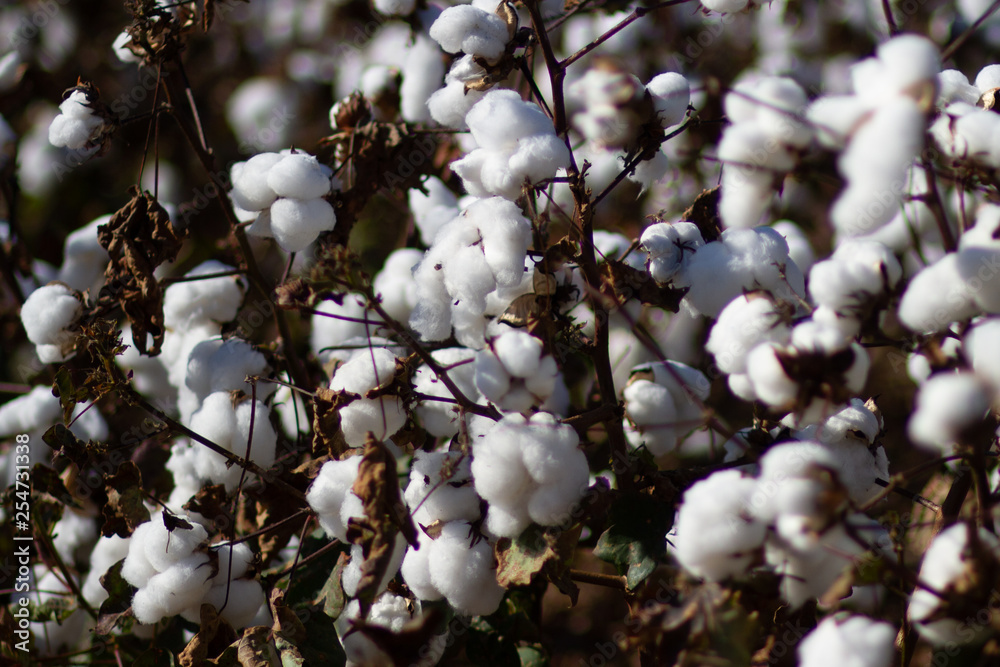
797,614,896,667
623,360,710,456
20,283,82,362
474,330,559,412
329,347,407,446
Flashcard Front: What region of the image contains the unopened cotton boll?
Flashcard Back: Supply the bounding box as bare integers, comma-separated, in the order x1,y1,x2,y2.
908,372,992,455
428,5,510,64
797,614,896,667
329,347,407,446
909,523,1000,646
20,283,82,362
672,470,766,581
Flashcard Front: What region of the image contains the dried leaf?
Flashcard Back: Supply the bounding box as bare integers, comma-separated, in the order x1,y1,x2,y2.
179,604,238,667
678,187,722,243
98,187,186,356
600,260,687,312
101,461,151,538
352,607,446,665
95,559,136,635
236,626,278,667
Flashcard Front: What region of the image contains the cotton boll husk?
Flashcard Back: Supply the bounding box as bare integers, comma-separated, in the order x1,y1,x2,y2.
266,152,333,200
898,253,981,333
673,470,766,581
706,295,791,375
269,197,336,252
796,613,896,667
909,523,1000,646
428,521,505,616
428,5,510,63
230,152,283,211
908,372,992,454
306,457,362,541
164,261,245,329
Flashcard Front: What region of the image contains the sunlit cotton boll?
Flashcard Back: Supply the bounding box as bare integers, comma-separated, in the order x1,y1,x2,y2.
428,4,510,64
20,283,82,362
796,613,896,667
305,457,362,542
672,470,766,581
706,293,792,376
329,347,407,446
404,450,481,526
897,248,1000,334
413,347,479,437
48,90,105,151
907,372,992,455
623,360,710,456
640,221,705,285
474,330,559,412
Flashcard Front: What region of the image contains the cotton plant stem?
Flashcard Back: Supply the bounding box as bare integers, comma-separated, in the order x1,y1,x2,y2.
569,569,627,589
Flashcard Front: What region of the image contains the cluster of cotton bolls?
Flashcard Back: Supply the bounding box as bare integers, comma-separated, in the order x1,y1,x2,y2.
451,89,571,200
716,76,812,228
230,149,338,252
329,347,407,447
47,89,108,152
122,515,266,629
807,34,939,238
672,408,890,607
622,360,710,456
932,64,1000,169
409,196,533,348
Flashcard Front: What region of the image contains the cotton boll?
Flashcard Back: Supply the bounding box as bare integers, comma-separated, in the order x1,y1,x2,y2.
133,553,214,624
965,318,1000,388
201,578,266,629
772,221,814,273
673,470,766,581
428,521,505,616
429,5,510,64
898,253,981,334
184,337,270,406
341,534,408,598
310,294,383,363
806,95,872,149
938,69,981,106
401,34,445,123
908,372,992,455
58,215,110,292
706,294,791,375
413,348,479,437
163,261,246,329
266,152,333,200
306,457,362,541
475,331,558,411
230,152,283,211
797,613,896,667
82,535,131,608
909,523,1000,646
975,64,1000,93
401,531,442,601
142,515,209,573
409,177,459,245
234,399,278,469
20,283,81,362
404,451,480,526
330,348,406,446
373,249,422,324
269,197,337,252
427,70,487,129
700,0,750,11
640,221,704,284
646,72,690,128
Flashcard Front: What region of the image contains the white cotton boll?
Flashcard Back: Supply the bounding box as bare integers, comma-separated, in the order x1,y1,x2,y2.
373,248,422,324
959,205,1000,250
230,152,283,211
641,222,704,284
673,470,766,581
225,78,298,153
330,348,406,446
184,337,269,404
413,348,479,437
374,0,417,15
401,34,445,123
82,535,131,608
909,523,1000,646
868,34,941,101
20,283,81,361
772,220,814,272
475,331,558,411
48,111,103,150
908,372,992,454
113,31,142,64
121,523,159,588
51,510,97,565
898,253,980,334
342,534,408,598
409,177,459,245
427,77,486,130
706,295,791,375
679,244,743,316
965,319,1000,388
797,614,896,667
201,578,266,629
700,0,750,11
959,247,1000,312
269,197,337,252
58,215,110,292
310,294,382,363
646,72,690,128
190,389,238,452
133,553,213,623
234,399,277,468
401,532,442,601
746,342,798,408
429,5,510,63
142,515,209,573
812,400,889,506
405,451,481,526
623,379,678,454
164,261,245,329
806,95,872,150
428,521,505,616
938,70,981,106
975,64,1000,93
726,77,812,148
266,152,333,200
492,330,542,377
306,457,362,542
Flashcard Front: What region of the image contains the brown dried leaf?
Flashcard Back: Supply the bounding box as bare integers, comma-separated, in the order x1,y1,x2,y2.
352,607,446,665
101,461,151,538
236,626,277,667
600,260,687,312
678,187,722,243
179,604,238,667
98,187,186,356
311,388,350,459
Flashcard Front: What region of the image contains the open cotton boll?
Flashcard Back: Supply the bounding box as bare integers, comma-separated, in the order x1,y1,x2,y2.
48,91,105,150
806,95,872,150
341,534,408,598
909,523,1000,646
672,470,766,581
908,372,992,455
400,529,442,602
797,614,896,667
141,514,209,573
330,347,406,446
268,197,337,253
405,451,480,526
230,152,283,211
200,578,266,630
707,294,791,376
182,337,270,411
400,33,445,123
29,568,89,655
897,252,982,334
413,348,479,437
938,69,981,106
20,283,82,362
58,215,110,292
700,0,750,11
163,261,246,329
427,521,506,616
965,318,1000,388
373,248,422,324
975,63,1000,93
409,177,459,245
429,5,510,63
640,222,704,284
772,221,814,273
335,595,427,667
266,152,334,200
475,331,559,412
82,535,131,608
807,399,888,505
306,457,362,541
646,72,690,128
959,204,1000,250
623,360,711,456
426,55,489,129
310,294,385,364
132,552,214,624
724,76,812,148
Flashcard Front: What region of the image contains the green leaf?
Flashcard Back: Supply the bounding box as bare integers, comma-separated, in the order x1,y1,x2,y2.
594,493,673,590
517,645,548,667
495,524,580,603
